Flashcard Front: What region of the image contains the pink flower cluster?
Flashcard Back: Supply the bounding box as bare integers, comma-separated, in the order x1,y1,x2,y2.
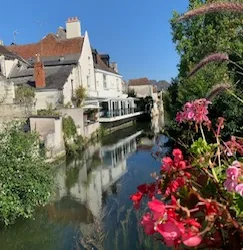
224,161,243,196
129,183,156,209
176,98,211,124
141,198,202,247
225,136,243,156
162,149,191,196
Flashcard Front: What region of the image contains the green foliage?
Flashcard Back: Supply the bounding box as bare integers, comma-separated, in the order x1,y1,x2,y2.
62,116,77,140
210,90,243,137
37,109,60,116
190,138,215,156
15,86,35,104
167,0,243,136
0,121,53,225
234,194,243,216
163,78,180,120
15,86,35,115
74,86,87,107
127,88,136,97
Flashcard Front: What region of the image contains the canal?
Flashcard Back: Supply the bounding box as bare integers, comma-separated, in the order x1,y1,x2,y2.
0,120,170,250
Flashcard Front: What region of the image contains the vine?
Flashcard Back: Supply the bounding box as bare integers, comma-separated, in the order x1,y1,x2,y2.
15,86,35,115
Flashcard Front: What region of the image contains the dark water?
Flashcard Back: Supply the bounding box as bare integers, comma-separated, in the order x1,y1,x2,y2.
0,122,171,250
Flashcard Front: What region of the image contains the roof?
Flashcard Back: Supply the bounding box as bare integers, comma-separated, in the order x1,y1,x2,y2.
29,54,80,66
6,34,84,60
0,45,28,63
128,78,151,86
92,48,120,75
10,64,75,90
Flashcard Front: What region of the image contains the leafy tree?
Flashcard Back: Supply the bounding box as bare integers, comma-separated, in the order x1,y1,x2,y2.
167,0,243,136
0,121,53,225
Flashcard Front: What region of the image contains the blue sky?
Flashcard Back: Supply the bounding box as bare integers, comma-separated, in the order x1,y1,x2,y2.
0,0,188,81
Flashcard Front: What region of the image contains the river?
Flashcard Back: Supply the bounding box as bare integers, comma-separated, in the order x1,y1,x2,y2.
0,119,171,250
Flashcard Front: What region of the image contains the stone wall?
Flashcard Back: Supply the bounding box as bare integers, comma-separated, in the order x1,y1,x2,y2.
29,116,65,161
59,108,84,136
84,122,100,138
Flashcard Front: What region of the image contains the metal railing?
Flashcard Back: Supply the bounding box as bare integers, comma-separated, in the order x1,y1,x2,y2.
101,108,139,118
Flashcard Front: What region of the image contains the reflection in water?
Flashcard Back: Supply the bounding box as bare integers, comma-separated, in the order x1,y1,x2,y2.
53,130,143,249
0,126,170,250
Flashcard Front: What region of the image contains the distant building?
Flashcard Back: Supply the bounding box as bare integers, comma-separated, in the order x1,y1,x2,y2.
128,77,158,101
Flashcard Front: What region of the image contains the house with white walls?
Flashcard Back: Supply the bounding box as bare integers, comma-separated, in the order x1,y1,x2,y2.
7,18,96,108
6,17,143,126
0,46,34,122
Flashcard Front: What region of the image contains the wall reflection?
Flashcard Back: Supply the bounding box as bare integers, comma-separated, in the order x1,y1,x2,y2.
50,130,143,247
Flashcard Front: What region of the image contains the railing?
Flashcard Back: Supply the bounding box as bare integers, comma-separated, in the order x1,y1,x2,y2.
100,108,139,118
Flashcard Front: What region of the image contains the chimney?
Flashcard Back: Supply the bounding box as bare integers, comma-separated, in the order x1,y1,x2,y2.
66,17,81,39
110,62,118,73
34,54,46,88
92,49,98,64
100,54,110,67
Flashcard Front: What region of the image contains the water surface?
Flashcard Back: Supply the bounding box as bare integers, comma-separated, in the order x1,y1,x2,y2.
0,123,170,250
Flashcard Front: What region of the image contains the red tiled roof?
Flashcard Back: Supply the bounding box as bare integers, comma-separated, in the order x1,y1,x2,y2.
7,34,84,60
129,77,150,86
95,54,119,74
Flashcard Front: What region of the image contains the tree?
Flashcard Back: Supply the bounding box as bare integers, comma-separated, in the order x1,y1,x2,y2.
167,0,243,136
0,121,53,225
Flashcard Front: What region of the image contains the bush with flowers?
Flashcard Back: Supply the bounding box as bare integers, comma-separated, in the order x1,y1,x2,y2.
130,3,243,249
130,97,243,249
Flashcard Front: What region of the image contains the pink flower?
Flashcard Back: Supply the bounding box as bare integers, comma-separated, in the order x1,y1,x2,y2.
148,199,165,215
141,213,155,235
156,220,181,247
235,183,243,197
165,177,185,196
176,98,211,125
224,161,242,193
137,184,148,194
226,166,240,180
224,179,237,192
183,235,202,247
173,149,183,161
130,191,143,209
162,157,173,172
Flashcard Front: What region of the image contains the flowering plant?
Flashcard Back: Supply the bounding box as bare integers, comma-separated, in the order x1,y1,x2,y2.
130,98,243,249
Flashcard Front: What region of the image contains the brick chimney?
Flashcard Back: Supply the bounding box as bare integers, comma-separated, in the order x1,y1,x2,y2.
34,54,46,88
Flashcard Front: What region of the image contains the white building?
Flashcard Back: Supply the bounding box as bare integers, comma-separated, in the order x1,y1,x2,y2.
6,17,142,124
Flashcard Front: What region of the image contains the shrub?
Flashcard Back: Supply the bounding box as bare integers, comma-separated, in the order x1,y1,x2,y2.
0,121,53,225
130,99,243,249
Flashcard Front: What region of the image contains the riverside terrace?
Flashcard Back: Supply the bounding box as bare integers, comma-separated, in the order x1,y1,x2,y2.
98,97,144,123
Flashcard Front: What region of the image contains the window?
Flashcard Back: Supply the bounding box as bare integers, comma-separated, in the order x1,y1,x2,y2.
71,79,74,96
87,75,91,88
103,74,107,89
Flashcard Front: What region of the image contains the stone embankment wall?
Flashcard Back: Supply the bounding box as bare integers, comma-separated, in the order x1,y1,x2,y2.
59,108,100,138
29,116,66,161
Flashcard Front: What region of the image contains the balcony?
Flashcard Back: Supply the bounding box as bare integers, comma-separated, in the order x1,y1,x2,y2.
99,108,143,122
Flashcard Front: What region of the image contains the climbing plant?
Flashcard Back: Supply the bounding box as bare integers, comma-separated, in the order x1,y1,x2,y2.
73,86,87,107
15,86,35,115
